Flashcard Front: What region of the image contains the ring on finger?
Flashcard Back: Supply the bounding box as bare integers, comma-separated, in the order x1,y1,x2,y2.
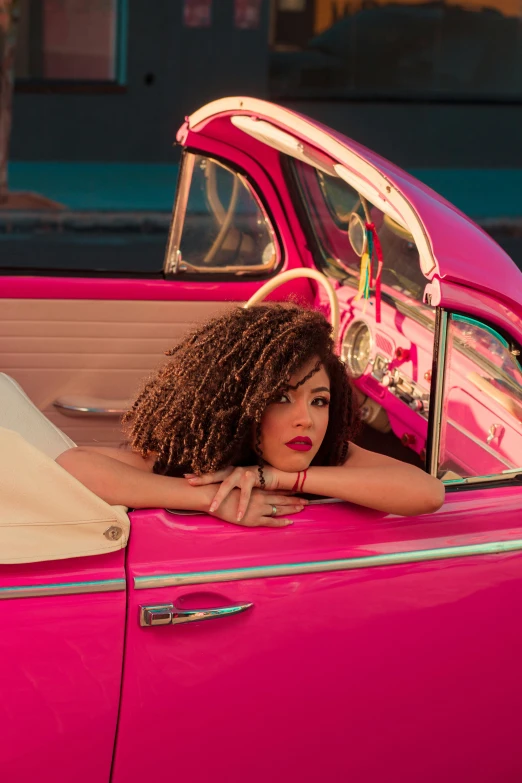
270,504,277,517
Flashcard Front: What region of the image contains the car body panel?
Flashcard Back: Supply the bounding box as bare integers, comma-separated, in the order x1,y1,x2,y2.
0,551,125,783
0,274,311,302
112,501,522,783
425,277,522,339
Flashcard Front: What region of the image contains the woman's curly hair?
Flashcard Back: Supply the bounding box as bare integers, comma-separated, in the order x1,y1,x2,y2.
123,304,359,477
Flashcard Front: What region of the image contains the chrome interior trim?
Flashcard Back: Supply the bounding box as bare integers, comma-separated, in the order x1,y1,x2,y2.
0,578,126,600
427,308,449,477
134,539,522,590
341,319,373,378
53,399,128,417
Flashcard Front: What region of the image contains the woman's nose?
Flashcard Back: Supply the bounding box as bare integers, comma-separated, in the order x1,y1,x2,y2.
293,401,313,428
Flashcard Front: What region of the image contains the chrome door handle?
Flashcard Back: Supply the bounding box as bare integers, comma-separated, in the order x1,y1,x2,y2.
139,602,254,627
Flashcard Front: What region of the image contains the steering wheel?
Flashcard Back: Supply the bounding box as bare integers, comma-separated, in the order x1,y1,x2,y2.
244,268,340,345
202,163,240,265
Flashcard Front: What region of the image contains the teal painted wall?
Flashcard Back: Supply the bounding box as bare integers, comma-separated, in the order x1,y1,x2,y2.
8,161,522,219
9,0,522,172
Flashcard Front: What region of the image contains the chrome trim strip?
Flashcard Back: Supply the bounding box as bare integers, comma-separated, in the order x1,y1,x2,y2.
0,578,126,600
428,308,449,477
134,539,522,590
444,466,522,487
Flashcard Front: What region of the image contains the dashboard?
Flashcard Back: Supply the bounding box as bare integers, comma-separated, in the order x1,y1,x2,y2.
339,296,432,460
338,289,522,478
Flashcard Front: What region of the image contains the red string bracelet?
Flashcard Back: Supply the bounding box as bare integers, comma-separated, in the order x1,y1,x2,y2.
291,471,301,492
299,469,307,493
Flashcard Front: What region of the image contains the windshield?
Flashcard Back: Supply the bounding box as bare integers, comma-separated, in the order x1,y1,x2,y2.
289,159,428,305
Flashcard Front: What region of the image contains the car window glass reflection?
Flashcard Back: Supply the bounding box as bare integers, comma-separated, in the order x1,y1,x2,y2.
178,156,276,272
439,316,522,480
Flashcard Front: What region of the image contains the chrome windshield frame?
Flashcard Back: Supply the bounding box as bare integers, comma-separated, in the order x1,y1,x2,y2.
163,151,195,276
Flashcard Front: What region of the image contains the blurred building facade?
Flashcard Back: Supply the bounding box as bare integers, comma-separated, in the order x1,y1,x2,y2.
10,0,522,172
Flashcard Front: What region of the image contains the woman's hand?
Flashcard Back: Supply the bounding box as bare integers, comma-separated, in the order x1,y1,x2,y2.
186,466,298,523
208,487,306,527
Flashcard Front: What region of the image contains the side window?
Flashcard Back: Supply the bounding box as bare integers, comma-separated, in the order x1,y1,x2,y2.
165,154,278,276
438,315,522,480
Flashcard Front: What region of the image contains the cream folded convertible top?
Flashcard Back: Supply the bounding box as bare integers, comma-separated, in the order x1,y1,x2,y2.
0,428,129,564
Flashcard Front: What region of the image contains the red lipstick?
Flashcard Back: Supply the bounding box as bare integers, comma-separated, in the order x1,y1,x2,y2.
285,436,312,452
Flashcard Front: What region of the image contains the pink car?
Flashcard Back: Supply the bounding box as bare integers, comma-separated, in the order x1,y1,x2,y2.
1,97,522,783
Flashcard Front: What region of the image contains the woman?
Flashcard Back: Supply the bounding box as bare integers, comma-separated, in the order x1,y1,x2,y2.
57,304,444,525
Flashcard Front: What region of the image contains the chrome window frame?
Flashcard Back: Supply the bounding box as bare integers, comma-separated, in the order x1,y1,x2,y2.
426,308,449,478
163,151,280,278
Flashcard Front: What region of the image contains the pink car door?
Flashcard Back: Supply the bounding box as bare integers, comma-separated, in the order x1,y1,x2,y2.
112,495,522,783
0,153,311,448
0,550,125,783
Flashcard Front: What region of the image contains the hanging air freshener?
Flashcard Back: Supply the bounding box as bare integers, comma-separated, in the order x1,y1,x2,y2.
348,203,385,322
365,221,384,324
348,212,372,312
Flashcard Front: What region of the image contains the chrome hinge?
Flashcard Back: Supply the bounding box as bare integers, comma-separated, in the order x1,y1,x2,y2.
166,248,182,275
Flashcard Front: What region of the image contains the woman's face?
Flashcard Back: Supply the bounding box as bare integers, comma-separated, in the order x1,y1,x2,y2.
258,357,330,471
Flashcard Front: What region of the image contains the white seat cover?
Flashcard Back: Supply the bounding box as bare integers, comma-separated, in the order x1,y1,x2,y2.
0,372,75,459
0,374,129,564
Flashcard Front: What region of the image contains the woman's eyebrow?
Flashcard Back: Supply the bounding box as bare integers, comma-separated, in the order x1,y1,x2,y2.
310,386,330,393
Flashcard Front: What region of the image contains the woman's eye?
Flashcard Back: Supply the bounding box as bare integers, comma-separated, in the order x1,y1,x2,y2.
276,394,290,403
313,397,330,407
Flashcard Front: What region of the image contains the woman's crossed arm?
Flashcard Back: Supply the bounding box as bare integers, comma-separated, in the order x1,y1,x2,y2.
188,443,445,520
56,446,305,527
